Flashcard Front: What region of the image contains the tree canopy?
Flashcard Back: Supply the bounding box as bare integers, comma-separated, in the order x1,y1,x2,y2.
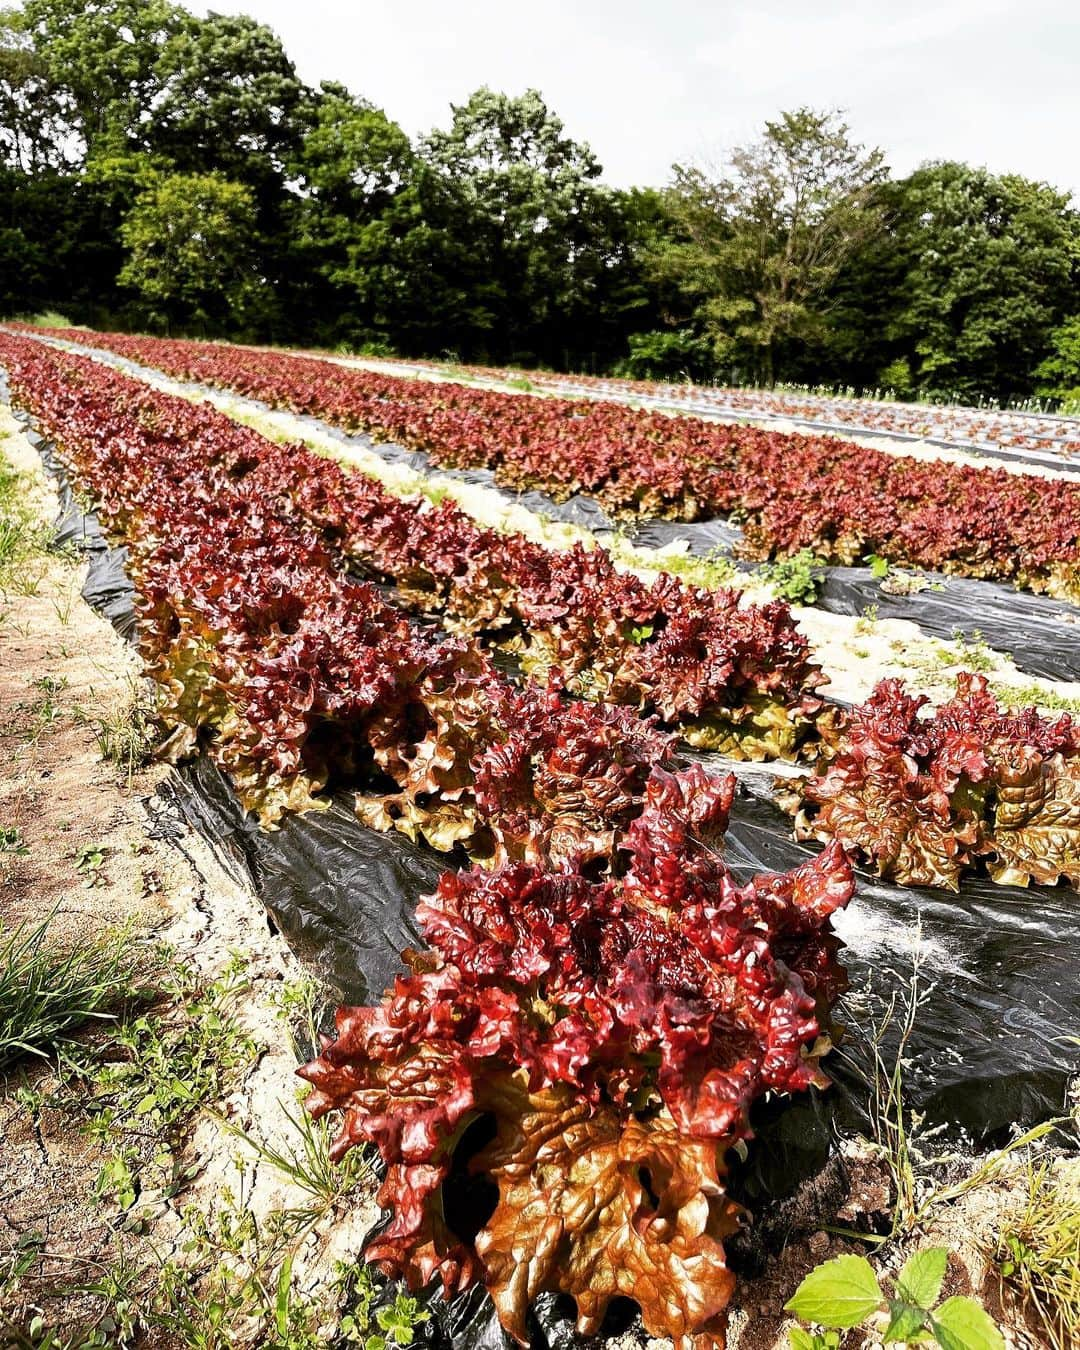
661,109,888,383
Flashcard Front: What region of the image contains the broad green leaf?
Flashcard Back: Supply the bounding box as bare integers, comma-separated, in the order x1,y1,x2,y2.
789,1330,840,1350
931,1296,1005,1350
785,1254,883,1328
883,1298,928,1342
897,1247,948,1309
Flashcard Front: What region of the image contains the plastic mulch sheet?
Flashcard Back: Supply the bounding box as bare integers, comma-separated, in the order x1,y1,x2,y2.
816,567,1080,684
252,395,1080,685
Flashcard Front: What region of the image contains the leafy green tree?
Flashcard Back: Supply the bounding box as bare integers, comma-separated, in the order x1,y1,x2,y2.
889,163,1079,401
295,81,411,211
616,329,714,380
565,186,674,372
14,0,183,159
0,186,49,314
1035,314,1080,401
118,171,267,332
419,87,611,364
0,158,145,324
149,11,304,188
0,7,77,171
282,81,449,349
661,108,887,383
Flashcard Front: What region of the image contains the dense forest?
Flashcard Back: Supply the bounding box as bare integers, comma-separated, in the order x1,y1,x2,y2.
3,0,1080,404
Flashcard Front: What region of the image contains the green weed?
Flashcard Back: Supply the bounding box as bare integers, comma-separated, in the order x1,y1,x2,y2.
90,681,160,784
995,1162,1080,1350
0,912,141,1071
77,954,255,1177
760,549,826,605
991,682,1080,718
786,1248,1004,1349
208,1093,374,1228
0,825,29,855
950,628,999,672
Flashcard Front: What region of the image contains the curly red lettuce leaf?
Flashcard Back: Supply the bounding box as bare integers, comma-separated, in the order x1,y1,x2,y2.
790,673,1080,889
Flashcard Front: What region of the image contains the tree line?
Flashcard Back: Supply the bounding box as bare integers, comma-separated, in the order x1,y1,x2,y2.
3,0,1080,405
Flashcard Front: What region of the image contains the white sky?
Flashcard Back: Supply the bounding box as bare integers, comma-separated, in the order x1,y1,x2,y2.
196,0,1080,199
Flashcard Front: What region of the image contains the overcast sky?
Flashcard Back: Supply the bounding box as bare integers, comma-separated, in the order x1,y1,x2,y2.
197,0,1080,198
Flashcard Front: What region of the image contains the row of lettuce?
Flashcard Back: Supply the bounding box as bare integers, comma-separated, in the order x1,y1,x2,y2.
26,323,1080,602
392,355,1080,457
0,327,856,1345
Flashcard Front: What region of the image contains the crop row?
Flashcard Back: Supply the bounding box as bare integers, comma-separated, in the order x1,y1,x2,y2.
0,330,670,844
785,674,1080,891
0,328,857,1346
380,355,1080,458
5,333,824,761
10,328,1080,894
29,325,1080,601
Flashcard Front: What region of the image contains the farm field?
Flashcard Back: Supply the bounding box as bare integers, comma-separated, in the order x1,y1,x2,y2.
2,323,1079,1350
25,323,1080,601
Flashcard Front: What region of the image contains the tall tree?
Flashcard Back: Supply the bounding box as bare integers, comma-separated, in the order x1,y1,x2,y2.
1035,314,1080,403
661,108,887,383
888,162,1079,401
14,0,182,160
118,171,267,332
0,7,77,172
149,11,304,189
419,87,609,363
285,81,420,345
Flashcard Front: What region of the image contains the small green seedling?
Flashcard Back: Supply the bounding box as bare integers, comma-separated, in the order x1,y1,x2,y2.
0,826,28,855
762,549,827,605
786,1249,1005,1349
864,553,890,580
75,842,108,886
338,1266,431,1350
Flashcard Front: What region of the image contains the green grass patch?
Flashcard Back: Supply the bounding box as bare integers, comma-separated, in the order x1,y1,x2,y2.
996,1162,1080,1350
0,912,142,1072
0,451,53,593
991,682,1080,717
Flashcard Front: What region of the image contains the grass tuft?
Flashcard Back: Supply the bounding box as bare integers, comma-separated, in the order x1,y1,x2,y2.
90,680,160,784
0,911,141,1071
996,1161,1080,1350
0,457,51,593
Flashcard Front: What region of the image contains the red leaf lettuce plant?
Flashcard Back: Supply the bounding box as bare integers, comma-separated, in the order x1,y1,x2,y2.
786,673,1080,889
301,767,855,1347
